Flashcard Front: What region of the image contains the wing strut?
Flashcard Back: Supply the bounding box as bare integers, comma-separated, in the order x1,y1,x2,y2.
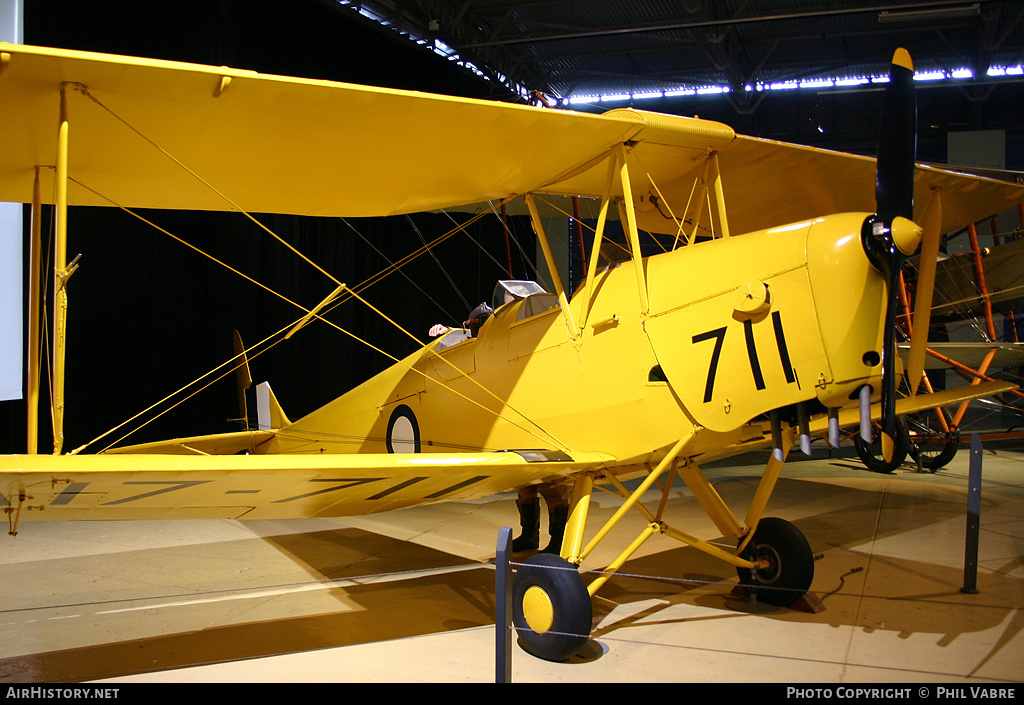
557,430,780,602
26,168,42,455
52,83,73,455
707,151,730,239
671,151,730,247
616,144,650,315
525,193,579,340
578,153,618,330
575,145,663,327
905,190,943,394
573,145,734,331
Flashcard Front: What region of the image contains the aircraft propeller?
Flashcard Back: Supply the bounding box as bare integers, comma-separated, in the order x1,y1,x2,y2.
905,177,943,396
860,48,924,461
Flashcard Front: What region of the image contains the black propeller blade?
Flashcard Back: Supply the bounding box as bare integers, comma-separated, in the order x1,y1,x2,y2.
876,49,917,223
861,48,923,462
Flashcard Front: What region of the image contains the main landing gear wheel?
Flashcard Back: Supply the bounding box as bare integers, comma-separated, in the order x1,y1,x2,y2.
908,431,960,470
737,517,815,608
853,416,909,473
512,553,592,662
906,411,960,471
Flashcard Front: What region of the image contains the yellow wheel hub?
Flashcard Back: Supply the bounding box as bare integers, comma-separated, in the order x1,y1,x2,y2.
522,585,554,633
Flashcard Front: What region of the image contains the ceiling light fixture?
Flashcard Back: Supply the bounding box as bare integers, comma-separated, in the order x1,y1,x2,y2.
878,4,980,23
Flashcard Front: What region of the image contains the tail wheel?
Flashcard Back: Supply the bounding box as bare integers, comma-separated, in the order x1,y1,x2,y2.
853,416,909,473
512,553,592,662
737,517,815,607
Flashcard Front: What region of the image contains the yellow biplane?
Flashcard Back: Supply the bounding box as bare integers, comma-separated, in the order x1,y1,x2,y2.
1,44,1021,662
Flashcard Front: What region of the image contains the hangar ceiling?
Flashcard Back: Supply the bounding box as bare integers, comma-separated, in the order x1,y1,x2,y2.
331,0,1024,106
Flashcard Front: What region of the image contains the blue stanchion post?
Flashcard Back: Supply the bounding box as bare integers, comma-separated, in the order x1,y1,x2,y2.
495,526,513,683
962,433,982,595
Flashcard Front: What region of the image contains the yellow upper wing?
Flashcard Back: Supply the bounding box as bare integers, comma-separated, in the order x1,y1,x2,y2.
0,44,688,218
684,136,1024,239
1,43,1020,236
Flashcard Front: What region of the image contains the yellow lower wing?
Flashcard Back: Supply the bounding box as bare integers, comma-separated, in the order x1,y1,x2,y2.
0,450,612,522
693,380,1017,466
808,380,1018,436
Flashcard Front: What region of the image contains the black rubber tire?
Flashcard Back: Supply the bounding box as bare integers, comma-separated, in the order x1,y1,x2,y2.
512,553,592,662
905,411,960,471
908,432,960,470
853,416,909,473
737,517,815,607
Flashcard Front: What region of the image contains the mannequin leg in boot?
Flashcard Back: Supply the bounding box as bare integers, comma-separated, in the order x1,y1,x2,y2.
512,488,540,552
540,484,571,554
541,503,569,554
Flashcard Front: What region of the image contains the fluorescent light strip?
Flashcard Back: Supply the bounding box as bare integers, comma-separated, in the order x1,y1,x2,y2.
336,4,1023,104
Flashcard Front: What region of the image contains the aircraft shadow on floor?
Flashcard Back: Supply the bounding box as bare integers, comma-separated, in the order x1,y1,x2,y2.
1,475,1019,681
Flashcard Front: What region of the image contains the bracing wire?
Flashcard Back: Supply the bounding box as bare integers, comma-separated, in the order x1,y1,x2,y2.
405,214,472,312
339,217,460,325
89,318,299,453
74,84,342,288
898,222,1024,431
52,86,569,450
66,180,567,453
481,202,543,281
342,286,570,451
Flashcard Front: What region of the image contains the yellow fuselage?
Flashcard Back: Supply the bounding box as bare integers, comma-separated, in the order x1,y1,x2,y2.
264,212,887,470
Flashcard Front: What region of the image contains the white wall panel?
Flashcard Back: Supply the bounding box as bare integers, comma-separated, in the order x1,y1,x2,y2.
0,0,24,401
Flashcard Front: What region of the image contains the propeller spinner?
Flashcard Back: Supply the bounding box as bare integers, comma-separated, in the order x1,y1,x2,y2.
861,48,925,462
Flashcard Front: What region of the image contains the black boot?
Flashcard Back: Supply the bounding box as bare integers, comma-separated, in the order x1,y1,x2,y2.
541,504,569,554
512,499,540,552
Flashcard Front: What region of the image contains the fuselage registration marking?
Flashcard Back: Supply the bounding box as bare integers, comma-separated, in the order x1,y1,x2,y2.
692,311,797,403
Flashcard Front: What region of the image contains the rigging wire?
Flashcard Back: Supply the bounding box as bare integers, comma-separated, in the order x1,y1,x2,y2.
898,223,1024,432
39,203,55,449
343,286,570,451
339,216,460,325
481,202,543,281
405,214,472,313
68,178,308,312
50,85,566,449
90,319,298,453
65,180,566,452
74,84,343,289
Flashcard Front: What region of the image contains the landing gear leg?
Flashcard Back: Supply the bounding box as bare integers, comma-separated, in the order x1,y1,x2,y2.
510,428,818,660
511,473,596,662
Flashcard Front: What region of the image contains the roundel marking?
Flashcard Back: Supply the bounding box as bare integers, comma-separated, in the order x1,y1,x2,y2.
386,404,420,453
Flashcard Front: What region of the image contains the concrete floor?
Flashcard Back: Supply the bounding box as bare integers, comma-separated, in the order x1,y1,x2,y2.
0,440,1021,684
